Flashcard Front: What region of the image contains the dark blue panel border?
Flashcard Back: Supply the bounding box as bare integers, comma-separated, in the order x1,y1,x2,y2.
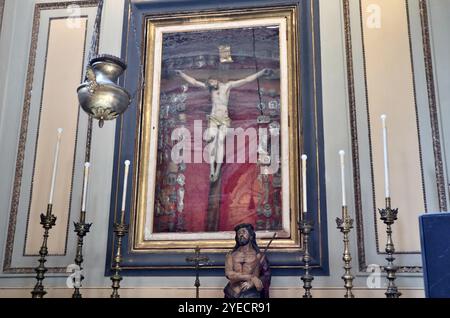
106,0,328,277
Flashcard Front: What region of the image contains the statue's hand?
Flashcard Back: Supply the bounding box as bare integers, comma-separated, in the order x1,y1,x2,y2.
251,277,264,291
240,281,254,292
175,70,182,75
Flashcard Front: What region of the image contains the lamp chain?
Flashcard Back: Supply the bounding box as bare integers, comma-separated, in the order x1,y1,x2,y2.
87,0,104,65
129,4,146,101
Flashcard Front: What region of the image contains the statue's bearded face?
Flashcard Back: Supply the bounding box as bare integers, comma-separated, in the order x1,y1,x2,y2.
207,79,219,90
237,228,250,246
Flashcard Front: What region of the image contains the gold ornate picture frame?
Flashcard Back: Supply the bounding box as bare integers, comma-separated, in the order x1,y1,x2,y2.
131,6,302,252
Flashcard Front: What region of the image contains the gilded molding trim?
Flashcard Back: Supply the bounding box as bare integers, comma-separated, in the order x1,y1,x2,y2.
405,0,427,214
345,0,424,272
342,0,367,271
357,0,380,260
3,0,99,274
418,0,448,212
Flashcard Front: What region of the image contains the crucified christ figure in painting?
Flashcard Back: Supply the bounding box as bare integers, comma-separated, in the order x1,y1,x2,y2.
176,68,272,183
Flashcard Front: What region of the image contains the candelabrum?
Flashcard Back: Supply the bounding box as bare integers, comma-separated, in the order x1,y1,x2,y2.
31,204,57,298
378,197,401,298
110,216,128,298
336,206,355,298
298,212,314,298
186,247,210,298
71,211,92,298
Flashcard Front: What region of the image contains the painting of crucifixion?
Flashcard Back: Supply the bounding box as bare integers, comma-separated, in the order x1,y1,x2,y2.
142,18,293,241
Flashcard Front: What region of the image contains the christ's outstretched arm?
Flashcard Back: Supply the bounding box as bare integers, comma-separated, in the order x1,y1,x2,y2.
228,68,272,89
175,70,206,88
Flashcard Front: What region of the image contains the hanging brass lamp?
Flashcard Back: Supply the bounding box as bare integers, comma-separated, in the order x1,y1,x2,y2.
77,0,132,128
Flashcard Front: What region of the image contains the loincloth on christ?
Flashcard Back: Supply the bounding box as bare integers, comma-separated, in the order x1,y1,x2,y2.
207,114,231,128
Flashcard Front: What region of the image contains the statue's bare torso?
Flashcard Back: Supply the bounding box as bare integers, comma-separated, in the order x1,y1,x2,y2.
223,225,269,298
227,248,261,295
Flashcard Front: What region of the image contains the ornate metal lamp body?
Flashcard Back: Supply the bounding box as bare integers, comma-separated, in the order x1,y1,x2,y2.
298,212,314,298
379,197,402,298
77,55,131,128
77,0,133,127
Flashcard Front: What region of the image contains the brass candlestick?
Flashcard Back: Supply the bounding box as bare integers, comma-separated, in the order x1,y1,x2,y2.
31,204,57,298
71,211,92,298
110,213,128,298
378,197,401,298
336,206,354,298
186,246,210,298
298,212,314,298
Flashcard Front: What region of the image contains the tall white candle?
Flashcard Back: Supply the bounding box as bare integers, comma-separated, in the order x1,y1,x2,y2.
339,150,346,207
48,128,63,205
301,154,307,213
81,162,90,212
121,160,131,212
380,114,390,198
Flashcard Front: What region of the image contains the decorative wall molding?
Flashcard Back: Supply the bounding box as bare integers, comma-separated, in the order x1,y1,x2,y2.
342,0,366,273
344,0,447,272
360,0,425,255
3,0,99,274
23,16,88,256
418,0,448,212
